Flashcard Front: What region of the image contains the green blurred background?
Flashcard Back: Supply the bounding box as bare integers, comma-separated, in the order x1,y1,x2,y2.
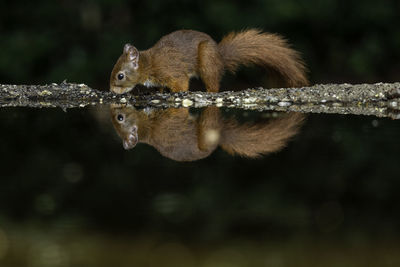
1,0,400,266
1,0,400,86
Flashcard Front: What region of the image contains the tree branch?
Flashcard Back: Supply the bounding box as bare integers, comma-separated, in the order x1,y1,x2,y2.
1,82,399,119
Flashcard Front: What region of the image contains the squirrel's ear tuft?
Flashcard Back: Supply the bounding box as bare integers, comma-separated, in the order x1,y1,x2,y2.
124,44,138,58
123,44,139,69
123,125,138,150
123,43,134,53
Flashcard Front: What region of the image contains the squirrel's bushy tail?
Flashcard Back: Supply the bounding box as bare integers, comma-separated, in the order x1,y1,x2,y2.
218,29,308,87
220,113,305,158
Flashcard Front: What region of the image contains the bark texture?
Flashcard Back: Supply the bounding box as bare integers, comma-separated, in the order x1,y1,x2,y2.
1,82,399,119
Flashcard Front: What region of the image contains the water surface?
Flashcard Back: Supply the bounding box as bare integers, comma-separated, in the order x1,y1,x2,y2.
0,106,399,266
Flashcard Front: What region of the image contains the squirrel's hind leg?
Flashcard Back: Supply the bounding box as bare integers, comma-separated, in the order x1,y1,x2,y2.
198,41,224,92
168,78,190,92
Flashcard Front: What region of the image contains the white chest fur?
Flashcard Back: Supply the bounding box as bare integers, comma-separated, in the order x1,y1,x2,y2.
143,79,158,88
143,107,154,115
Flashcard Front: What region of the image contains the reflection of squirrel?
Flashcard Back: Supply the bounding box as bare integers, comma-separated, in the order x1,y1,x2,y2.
110,29,308,94
110,105,304,162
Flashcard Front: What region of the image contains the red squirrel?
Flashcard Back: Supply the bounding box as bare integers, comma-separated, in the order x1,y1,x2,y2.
110,105,304,162
110,29,308,93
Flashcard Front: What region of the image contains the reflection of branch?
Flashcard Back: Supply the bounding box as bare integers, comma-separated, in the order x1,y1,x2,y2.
1,82,400,118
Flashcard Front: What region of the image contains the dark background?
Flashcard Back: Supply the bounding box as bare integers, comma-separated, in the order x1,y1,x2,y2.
1,0,400,252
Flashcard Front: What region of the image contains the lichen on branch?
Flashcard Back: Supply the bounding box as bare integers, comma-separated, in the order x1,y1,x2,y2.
1,81,399,119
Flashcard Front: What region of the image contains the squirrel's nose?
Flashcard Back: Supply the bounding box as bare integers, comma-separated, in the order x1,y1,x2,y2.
110,86,125,94
110,85,134,94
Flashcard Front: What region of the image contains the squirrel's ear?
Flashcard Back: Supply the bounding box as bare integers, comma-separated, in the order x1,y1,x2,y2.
123,125,138,150
123,44,139,69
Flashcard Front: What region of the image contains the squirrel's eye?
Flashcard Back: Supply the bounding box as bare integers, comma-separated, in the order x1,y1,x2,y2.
117,73,124,80
117,114,124,122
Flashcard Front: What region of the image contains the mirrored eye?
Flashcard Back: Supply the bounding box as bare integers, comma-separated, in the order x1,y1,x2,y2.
117,73,124,80
117,114,124,122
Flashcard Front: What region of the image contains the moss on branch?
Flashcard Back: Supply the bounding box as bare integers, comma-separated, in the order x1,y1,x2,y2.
1,81,399,119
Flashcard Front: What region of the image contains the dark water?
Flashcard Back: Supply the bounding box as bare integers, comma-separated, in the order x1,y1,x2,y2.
1,106,400,267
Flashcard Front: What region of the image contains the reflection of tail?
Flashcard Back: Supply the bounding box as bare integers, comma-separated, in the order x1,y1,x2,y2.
220,113,305,157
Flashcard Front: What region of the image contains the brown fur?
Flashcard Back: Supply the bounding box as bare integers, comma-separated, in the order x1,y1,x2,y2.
110,29,308,94
220,112,305,157
110,105,305,162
